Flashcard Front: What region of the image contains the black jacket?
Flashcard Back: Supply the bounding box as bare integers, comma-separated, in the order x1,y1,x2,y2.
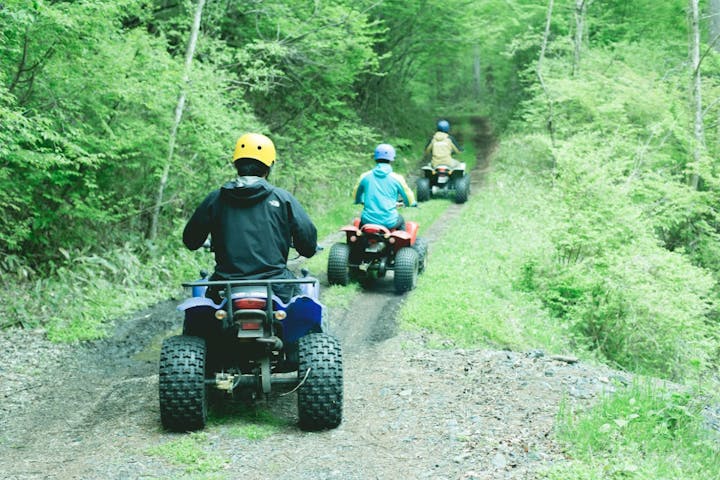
183,177,317,284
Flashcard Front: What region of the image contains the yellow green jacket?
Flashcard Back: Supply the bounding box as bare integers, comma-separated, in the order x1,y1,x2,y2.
425,131,462,167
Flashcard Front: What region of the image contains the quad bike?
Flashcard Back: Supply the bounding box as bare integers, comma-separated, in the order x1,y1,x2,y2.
159,269,343,432
416,162,470,204
327,219,428,293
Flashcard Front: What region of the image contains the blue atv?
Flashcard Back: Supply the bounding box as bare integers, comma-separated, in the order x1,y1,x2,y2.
159,273,343,432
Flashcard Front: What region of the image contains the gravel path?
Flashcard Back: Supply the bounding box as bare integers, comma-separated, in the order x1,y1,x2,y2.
0,307,623,480
0,117,628,479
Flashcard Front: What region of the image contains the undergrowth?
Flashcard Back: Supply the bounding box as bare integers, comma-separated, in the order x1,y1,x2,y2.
544,381,720,479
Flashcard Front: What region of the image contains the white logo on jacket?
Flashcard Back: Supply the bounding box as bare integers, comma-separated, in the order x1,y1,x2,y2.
268,200,280,207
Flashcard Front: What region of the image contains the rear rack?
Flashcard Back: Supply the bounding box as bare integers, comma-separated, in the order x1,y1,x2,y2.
182,278,319,328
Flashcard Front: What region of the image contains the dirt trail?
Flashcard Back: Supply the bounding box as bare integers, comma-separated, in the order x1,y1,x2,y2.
0,117,620,480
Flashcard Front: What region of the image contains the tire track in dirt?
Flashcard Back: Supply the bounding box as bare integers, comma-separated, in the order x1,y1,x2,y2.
0,300,179,479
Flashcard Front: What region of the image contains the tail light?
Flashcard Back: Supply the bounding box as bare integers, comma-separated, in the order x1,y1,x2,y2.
233,298,267,310
240,321,262,330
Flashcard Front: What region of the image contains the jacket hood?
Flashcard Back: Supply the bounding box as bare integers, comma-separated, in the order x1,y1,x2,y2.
372,163,392,178
220,176,274,206
433,131,449,141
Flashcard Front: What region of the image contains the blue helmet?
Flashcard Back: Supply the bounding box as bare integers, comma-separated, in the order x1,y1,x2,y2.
374,143,396,162
437,120,450,132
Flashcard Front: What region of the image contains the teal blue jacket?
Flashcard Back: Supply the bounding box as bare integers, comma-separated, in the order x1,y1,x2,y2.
353,163,416,228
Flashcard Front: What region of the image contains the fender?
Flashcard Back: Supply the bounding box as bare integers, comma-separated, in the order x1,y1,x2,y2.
404,221,419,243
280,295,325,343
177,296,224,311
340,224,360,243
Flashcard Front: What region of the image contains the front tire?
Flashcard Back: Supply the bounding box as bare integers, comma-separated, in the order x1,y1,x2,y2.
416,178,431,202
394,247,419,293
297,333,343,430
327,243,350,286
159,335,208,431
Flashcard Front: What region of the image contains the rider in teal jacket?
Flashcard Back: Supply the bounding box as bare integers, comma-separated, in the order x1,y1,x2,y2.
353,143,417,230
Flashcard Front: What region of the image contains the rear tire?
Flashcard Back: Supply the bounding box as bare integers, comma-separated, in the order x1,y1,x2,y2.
416,178,430,202
297,333,343,430
454,175,470,204
327,243,350,286
413,238,429,274
159,335,208,431
394,247,419,293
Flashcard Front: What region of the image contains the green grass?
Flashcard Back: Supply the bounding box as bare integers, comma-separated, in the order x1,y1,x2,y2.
146,432,225,474
543,381,720,479
399,166,566,351
208,404,289,440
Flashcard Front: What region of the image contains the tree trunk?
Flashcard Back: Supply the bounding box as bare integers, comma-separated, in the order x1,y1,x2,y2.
690,0,703,189
148,0,206,241
572,0,590,77
537,0,555,146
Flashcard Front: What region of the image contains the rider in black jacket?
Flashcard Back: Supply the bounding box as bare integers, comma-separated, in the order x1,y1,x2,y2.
183,133,318,302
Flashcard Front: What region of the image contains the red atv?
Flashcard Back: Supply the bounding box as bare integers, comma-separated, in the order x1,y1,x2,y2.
327,219,428,293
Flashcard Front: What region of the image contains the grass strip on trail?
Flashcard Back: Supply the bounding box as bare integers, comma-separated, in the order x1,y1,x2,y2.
399,155,566,352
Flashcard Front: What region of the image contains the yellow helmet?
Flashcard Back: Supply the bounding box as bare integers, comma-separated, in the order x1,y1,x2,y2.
232,133,276,167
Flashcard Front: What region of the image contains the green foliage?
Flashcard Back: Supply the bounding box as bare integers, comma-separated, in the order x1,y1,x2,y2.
0,0,424,272
509,30,720,379
1,1,176,258
588,0,688,46
531,239,716,378
510,131,718,378
546,381,720,479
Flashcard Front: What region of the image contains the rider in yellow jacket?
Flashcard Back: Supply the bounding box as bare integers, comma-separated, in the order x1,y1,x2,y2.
425,119,463,168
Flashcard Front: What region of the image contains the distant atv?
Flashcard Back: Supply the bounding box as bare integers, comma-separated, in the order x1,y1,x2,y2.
416,162,470,204
327,219,428,293
159,271,343,432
